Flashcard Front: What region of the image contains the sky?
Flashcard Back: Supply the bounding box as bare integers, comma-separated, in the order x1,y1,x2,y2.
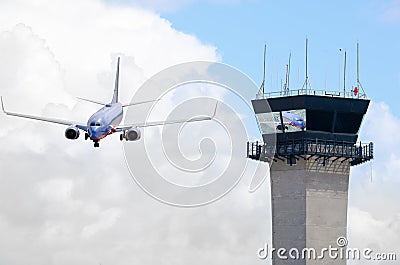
0,0,399,264
160,0,400,106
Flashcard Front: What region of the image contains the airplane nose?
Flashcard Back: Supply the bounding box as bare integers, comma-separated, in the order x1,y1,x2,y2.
88,127,99,138
89,126,108,140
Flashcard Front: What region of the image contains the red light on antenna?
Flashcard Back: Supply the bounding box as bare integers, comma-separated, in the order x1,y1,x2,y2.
354,87,359,96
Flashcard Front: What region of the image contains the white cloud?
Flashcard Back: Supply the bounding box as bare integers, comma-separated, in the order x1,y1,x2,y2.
0,1,269,265
35,178,74,202
0,1,218,100
348,101,400,264
0,1,398,264
111,0,256,13
81,207,122,238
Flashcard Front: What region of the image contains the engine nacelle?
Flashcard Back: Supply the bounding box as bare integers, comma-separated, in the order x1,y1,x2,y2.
124,127,141,141
65,126,80,140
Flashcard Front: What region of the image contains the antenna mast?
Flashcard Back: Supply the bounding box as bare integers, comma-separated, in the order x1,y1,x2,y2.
284,53,291,95
288,52,291,92
357,42,366,97
302,38,310,92
263,43,266,95
306,38,308,89
344,50,347,97
357,43,360,87
258,43,267,98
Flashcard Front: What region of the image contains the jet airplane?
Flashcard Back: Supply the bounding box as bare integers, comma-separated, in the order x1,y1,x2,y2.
276,111,306,131
1,58,217,147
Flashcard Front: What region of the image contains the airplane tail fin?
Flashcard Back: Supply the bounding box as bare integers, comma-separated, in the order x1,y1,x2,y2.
111,57,120,104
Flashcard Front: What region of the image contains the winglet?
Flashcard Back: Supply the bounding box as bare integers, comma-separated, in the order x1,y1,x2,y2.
211,101,218,118
122,98,161,107
0,96,6,113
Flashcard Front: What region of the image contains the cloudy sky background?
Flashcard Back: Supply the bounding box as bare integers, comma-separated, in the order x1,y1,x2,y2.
0,0,399,264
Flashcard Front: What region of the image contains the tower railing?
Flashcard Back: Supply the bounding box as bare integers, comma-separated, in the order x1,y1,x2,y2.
256,89,367,99
247,138,373,166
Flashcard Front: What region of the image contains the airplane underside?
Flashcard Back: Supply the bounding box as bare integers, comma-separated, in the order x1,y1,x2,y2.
84,127,140,148
85,131,116,148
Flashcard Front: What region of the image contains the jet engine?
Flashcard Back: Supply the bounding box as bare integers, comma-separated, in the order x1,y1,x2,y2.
65,126,80,140
124,127,141,141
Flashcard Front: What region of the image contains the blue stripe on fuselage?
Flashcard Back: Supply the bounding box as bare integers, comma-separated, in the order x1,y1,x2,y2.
87,103,123,140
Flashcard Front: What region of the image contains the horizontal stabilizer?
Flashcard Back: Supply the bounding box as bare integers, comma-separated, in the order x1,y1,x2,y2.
122,99,161,107
77,97,107,106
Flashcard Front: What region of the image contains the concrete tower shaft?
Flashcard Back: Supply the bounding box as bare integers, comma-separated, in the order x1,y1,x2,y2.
270,159,349,265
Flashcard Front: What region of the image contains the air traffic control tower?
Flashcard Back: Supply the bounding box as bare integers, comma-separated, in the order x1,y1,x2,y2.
247,88,373,264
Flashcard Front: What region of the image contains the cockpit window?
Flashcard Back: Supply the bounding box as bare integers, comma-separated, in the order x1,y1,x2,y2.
90,122,102,126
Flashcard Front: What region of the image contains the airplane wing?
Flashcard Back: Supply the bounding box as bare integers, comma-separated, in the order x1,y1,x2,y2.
115,116,212,131
115,101,218,131
1,97,88,131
